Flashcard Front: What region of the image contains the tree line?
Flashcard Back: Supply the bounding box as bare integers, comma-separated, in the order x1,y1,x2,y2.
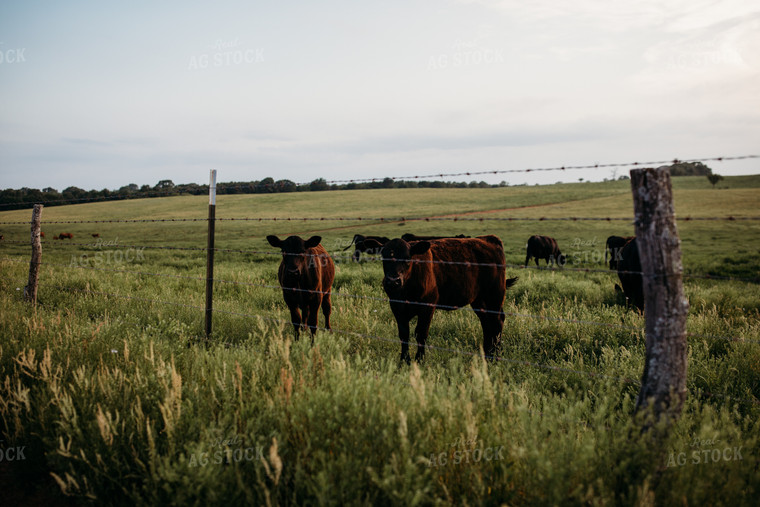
0,162,714,210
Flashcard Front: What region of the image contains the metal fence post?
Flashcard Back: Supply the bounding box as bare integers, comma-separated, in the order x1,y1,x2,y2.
205,170,217,339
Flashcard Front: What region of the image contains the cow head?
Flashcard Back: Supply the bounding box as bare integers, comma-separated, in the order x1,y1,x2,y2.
267,235,322,282
369,238,431,293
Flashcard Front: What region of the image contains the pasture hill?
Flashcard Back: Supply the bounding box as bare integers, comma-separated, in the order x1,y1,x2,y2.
0,174,758,505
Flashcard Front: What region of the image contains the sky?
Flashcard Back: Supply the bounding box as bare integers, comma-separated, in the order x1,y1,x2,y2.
0,0,758,191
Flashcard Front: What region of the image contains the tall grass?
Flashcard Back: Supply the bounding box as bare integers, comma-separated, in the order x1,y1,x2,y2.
0,176,758,504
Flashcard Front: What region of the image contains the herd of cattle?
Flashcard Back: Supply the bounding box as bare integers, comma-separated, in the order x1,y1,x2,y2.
266,232,643,363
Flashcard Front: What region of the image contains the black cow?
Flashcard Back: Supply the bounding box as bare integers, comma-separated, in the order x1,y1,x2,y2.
400,233,470,242
365,236,518,363
267,235,335,342
525,235,566,267
605,235,635,270
615,237,643,311
343,234,390,261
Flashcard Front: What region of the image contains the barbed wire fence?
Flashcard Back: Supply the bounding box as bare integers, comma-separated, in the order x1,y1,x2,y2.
1,157,759,422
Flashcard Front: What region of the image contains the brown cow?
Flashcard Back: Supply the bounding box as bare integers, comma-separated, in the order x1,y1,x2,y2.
92,233,100,238
366,236,517,363
343,234,390,261
605,235,634,270
615,237,643,311
267,235,335,342
525,235,566,267
400,233,470,242
40,231,45,239
58,233,73,240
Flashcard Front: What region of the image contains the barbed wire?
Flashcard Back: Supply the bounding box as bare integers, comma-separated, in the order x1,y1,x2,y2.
312,155,760,185
3,215,760,226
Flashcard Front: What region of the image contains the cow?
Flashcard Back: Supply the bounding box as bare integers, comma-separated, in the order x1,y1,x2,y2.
92,233,100,238
58,233,73,240
615,237,643,312
605,235,635,270
40,231,45,239
266,235,335,342
343,234,390,261
0,234,3,241
400,233,470,242
364,235,518,363
525,235,566,267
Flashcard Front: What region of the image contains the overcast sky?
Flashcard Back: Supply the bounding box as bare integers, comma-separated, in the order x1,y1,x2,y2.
1,0,758,191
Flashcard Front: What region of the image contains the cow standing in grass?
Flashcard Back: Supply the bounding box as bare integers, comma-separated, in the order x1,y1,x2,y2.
605,235,635,270
525,235,566,267
615,237,644,312
267,235,335,342
365,235,517,363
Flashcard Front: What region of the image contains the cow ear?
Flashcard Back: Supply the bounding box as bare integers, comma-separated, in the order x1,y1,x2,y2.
305,236,322,248
266,235,282,248
409,241,431,256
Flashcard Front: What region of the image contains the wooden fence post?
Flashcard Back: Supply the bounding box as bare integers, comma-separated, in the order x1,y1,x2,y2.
205,170,217,339
630,167,689,424
24,204,43,304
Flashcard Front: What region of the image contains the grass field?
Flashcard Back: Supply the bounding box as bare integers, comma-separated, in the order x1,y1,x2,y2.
1,175,759,505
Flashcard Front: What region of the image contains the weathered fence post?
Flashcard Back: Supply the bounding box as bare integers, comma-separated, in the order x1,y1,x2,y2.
631,166,689,424
24,204,43,304
205,170,217,339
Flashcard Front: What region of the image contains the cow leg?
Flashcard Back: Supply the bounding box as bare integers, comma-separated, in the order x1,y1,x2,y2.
300,304,311,337
321,291,332,332
392,306,412,365
353,249,360,262
307,299,321,345
288,306,302,340
524,253,530,267
414,307,435,363
472,300,504,359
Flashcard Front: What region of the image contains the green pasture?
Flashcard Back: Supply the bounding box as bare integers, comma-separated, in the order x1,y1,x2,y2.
0,175,758,505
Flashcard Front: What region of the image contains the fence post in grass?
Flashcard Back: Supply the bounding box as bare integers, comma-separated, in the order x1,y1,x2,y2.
205,170,217,339
24,204,43,304
630,166,689,426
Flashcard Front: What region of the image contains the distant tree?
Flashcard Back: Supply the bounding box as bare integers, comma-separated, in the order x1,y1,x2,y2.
707,174,724,188
668,161,712,176
310,178,328,191
275,179,297,192
381,177,395,189
62,186,86,198
155,179,175,190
